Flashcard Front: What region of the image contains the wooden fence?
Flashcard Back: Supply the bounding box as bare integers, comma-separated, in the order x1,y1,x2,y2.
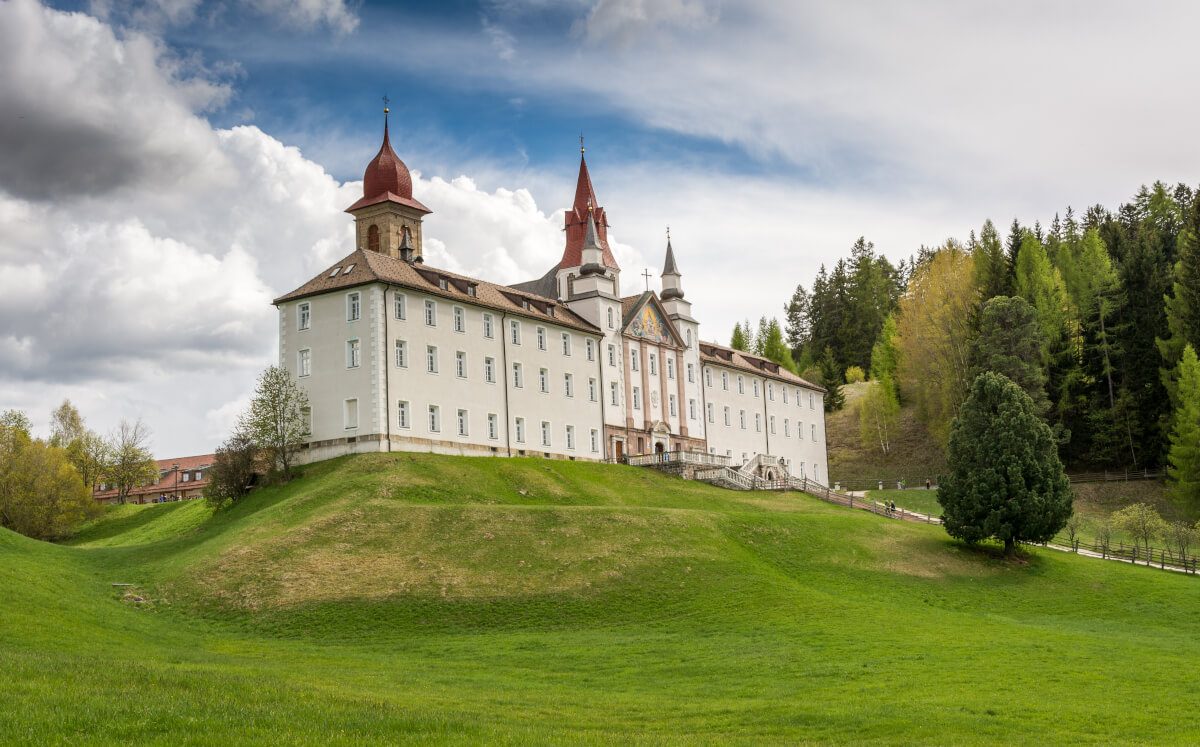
833,467,1162,493
1047,536,1199,573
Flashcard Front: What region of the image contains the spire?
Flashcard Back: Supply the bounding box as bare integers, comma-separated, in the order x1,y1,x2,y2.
662,228,680,276
579,201,605,276
583,201,600,249
558,149,619,271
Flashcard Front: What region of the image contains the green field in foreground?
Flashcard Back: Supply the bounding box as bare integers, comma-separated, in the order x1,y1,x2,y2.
4,452,1199,744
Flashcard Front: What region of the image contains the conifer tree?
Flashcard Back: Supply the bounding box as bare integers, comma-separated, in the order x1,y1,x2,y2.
973,219,1010,301
939,372,1072,555
1167,345,1200,514
730,322,748,351
760,319,798,373
1158,194,1200,404
968,296,1049,418
818,346,845,412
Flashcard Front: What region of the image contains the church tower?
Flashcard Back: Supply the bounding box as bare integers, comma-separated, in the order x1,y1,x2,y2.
345,109,432,261
555,146,621,299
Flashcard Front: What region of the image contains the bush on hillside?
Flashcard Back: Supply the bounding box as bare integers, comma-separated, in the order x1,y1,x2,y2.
939,372,1072,555
0,411,100,540
204,427,260,509
845,366,866,383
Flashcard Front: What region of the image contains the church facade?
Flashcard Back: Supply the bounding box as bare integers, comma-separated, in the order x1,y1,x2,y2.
273,119,830,482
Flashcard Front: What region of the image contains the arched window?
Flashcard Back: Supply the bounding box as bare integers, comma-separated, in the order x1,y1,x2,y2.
607,307,614,328
567,273,576,297
368,224,380,252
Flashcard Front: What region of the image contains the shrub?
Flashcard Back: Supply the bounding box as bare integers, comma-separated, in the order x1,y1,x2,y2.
845,366,866,383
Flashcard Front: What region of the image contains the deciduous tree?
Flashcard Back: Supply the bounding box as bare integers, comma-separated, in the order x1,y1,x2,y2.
244,365,310,480
858,375,899,456
106,419,158,505
204,426,260,509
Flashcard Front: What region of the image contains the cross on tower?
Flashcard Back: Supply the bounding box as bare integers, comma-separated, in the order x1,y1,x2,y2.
579,132,585,154
642,268,652,291
382,95,390,113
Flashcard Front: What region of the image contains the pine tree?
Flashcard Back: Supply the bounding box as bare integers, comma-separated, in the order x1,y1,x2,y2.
730,322,748,351
1167,345,1200,514
819,346,845,412
1158,194,1200,405
968,296,1049,418
939,372,1073,555
760,319,798,373
973,219,1010,302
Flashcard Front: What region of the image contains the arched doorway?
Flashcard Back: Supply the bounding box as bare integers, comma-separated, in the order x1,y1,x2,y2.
655,442,665,454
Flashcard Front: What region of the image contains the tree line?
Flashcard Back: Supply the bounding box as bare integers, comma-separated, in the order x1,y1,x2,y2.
768,181,1200,517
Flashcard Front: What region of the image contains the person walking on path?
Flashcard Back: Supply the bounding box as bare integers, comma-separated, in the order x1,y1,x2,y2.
925,477,932,490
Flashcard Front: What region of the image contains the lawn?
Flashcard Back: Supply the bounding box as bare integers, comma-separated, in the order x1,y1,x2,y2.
3,452,1199,744
867,488,942,518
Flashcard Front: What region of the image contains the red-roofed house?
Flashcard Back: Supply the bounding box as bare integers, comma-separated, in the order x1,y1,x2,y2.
92,454,215,506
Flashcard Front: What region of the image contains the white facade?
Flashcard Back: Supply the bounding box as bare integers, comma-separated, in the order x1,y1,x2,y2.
272,128,829,478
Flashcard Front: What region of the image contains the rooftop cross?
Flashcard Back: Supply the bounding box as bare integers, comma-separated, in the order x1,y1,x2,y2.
382,95,390,114
580,132,585,154
642,268,652,291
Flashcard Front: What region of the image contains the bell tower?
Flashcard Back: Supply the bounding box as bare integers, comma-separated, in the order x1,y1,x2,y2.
345,107,431,261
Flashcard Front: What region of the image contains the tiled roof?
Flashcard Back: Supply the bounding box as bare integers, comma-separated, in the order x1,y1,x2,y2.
274,250,602,335
92,454,216,500
509,266,558,299
620,292,647,322
699,341,825,392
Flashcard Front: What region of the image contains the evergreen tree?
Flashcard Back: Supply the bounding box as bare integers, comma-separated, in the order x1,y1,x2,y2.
783,283,809,364
869,313,900,397
730,322,749,351
972,219,1010,302
1158,194,1200,404
1005,218,1024,280
760,318,798,373
1167,345,1200,515
818,346,845,412
968,296,1049,418
939,372,1073,555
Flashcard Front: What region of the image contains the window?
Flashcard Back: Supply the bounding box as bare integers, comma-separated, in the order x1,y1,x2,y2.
739,410,746,429
784,418,790,437
812,423,817,440
755,413,762,432
394,340,407,368
768,382,775,401
537,326,547,350
457,409,469,436
566,425,576,450
562,332,571,356
814,464,819,482
608,344,617,367
705,368,712,387
453,306,465,333
298,348,311,377
439,278,448,290
539,367,549,393
721,371,729,390
428,405,440,433
512,362,523,388
368,224,379,251
347,292,360,322
424,299,436,326
515,417,525,443
707,403,714,423
484,356,495,383
398,401,410,429
667,356,674,379
586,339,595,361
483,313,494,338
610,381,620,406
769,415,775,434
723,406,731,426
753,380,759,397
588,378,597,402
510,320,521,344
541,421,552,447
344,398,359,430
799,420,804,439
686,329,692,348
301,406,312,436
456,351,467,378
426,345,438,373
783,387,789,404
488,413,498,440
346,339,360,368
298,302,310,330
182,472,190,483
631,350,640,372
810,392,815,409
649,353,657,376
668,394,677,417
394,293,406,320
590,429,599,452
633,387,641,410
564,373,574,397
607,307,614,328
738,375,744,394
689,399,697,420
687,363,695,383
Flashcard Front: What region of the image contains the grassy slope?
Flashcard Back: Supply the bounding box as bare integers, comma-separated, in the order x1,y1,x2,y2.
3,453,1200,744
828,382,947,487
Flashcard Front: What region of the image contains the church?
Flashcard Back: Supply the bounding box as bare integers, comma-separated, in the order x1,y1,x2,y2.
273,115,829,482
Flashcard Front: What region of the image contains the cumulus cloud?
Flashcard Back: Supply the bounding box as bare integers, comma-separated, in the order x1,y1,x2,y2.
575,0,715,46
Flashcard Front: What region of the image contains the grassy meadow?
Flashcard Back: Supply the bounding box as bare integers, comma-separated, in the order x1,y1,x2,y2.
3,452,1199,744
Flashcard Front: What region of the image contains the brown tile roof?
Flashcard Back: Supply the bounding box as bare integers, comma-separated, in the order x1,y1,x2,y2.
92,454,216,500
273,250,602,335
699,341,825,392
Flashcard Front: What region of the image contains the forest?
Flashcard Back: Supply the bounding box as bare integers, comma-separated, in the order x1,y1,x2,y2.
732,181,1200,514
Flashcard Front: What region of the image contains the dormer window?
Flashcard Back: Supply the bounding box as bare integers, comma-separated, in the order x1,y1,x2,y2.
467,286,477,298
439,278,448,290
343,264,355,275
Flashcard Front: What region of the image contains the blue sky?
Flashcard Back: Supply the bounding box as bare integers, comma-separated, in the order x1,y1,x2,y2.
4,0,1200,456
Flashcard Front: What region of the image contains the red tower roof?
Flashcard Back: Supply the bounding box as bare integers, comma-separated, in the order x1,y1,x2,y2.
558,154,619,271
345,116,430,214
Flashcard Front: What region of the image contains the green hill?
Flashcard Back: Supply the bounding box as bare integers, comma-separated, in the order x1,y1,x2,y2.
3,453,1200,744
827,381,948,488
